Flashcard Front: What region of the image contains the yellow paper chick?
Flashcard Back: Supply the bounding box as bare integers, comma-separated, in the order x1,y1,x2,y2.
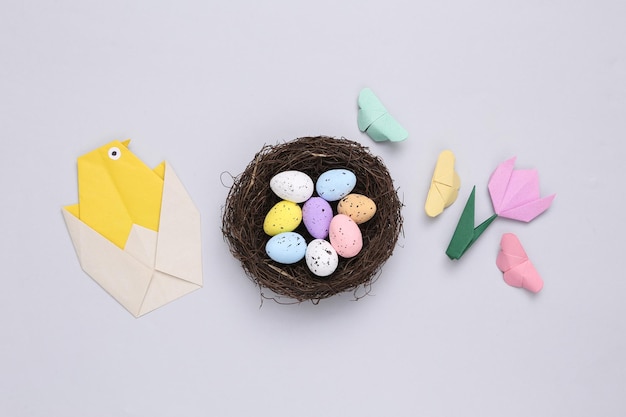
425,150,461,217
65,140,165,249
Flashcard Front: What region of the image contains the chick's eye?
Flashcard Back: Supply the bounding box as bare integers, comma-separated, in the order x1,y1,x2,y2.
108,146,121,160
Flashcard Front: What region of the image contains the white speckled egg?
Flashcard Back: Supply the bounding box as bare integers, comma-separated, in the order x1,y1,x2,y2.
305,239,339,277
270,170,314,203
329,214,363,258
315,169,357,201
263,200,302,236
265,232,307,264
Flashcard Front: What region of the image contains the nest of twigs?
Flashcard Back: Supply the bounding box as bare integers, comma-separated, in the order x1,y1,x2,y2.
222,136,403,302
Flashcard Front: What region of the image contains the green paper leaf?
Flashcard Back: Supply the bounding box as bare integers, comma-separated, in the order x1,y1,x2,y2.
446,186,497,260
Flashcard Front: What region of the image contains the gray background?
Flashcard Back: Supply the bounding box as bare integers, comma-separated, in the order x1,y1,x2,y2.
2,1,625,416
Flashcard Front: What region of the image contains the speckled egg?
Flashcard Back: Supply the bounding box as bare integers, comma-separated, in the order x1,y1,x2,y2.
270,170,314,203
263,200,302,236
302,197,333,239
305,239,339,277
315,169,357,201
337,193,377,224
329,214,363,258
265,232,307,264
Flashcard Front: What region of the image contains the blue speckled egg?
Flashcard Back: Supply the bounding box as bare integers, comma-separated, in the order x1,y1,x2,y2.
265,232,307,264
315,169,357,201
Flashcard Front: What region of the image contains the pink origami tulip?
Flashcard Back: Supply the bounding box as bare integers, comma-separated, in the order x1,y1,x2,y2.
488,157,555,222
446,156,555,260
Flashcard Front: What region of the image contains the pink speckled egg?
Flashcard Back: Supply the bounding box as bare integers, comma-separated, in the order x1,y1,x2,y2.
328,214,363,258
302,197,333,239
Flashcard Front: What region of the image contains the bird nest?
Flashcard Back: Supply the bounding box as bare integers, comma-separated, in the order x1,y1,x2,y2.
221,136,403,302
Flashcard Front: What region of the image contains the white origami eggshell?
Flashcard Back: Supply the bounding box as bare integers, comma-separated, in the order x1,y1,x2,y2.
329,214,363,258
302,197,333,239
270,170,314,203
265,232,307,264
305,239,339,277
315,169,357,201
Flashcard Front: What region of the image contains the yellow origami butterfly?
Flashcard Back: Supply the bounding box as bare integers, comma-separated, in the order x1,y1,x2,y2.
424,150,461,217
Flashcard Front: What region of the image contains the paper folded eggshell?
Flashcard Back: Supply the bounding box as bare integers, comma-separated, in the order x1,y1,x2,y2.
62,163,202,317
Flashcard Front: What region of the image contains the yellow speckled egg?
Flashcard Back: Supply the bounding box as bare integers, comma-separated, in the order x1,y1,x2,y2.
337,193,377,224
263,200,302,236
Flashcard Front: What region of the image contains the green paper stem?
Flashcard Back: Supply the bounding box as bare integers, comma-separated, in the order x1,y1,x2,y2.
464,213,498,254
445,186,498,260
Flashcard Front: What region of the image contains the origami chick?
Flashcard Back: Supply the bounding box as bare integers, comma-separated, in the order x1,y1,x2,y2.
65,140,165,249
63,140,202,317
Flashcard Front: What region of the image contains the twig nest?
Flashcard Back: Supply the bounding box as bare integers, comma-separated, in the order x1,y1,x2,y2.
221,136,403,302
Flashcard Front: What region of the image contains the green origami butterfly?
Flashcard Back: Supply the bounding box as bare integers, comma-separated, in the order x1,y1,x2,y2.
357,88,408,142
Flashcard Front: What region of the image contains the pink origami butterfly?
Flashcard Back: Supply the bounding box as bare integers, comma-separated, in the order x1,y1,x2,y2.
496,233,543,293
